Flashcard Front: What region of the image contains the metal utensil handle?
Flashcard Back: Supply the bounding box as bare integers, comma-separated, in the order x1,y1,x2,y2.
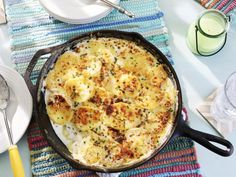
100,0,135,18
2,109,13,145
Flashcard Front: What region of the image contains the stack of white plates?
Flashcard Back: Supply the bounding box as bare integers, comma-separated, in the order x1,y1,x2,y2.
39,0,120,24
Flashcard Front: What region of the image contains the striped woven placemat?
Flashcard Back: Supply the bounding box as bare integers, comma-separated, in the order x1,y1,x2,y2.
28,119,201,177
5,0,202,176
195,0,236,15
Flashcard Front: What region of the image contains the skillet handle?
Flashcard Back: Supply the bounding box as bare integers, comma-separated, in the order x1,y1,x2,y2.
179,122,234,156
24,46,61,96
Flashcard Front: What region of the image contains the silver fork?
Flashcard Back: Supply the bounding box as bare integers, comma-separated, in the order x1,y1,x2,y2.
100,0,135,18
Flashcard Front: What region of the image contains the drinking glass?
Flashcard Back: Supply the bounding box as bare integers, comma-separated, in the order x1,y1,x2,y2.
210,72,236,120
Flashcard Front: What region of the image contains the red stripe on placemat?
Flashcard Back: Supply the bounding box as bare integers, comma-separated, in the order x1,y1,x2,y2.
28,129,42,136
200,0,210,7
29,140,49,150
135,156,200,171
54,171,98,177
223,0,236,13
216,0,230,10
175,174,202,177
197,0,236,14
132,164,200,177
152,148,195,160
27,134,49,150
208,0,221,8
28,135,45,142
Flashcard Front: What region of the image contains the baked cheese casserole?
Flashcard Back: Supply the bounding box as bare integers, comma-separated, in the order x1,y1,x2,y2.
44,37,177,168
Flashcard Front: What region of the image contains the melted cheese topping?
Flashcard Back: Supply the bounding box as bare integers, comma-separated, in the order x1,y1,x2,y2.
44,37,178,168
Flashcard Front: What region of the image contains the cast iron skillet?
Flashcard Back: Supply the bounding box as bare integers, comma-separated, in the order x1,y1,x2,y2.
24,30,233,173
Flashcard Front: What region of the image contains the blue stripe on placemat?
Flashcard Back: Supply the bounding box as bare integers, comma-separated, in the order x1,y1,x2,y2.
48,13,164,35
150,169,201,177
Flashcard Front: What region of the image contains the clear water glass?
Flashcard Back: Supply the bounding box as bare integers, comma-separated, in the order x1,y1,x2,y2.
211,72,236,120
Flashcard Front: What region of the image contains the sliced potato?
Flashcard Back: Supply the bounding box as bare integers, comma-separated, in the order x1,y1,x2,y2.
104,102,141,130
46,93,73,125
117,74,141,98
73,106,104,131
53,51,80,72
64,76,94,103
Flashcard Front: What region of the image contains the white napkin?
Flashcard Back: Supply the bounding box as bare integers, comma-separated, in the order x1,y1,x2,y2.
196,88,236,138
0,0,6,24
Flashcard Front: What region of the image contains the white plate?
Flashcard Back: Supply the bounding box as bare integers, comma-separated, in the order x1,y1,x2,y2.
39,0,120,24
0,65,33,153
